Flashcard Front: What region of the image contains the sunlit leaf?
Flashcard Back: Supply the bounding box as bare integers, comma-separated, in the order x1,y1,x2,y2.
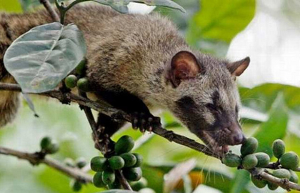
186,0,255,47
229,170,250,193
254,93,288,156
4,22,86,93
240,83,300,113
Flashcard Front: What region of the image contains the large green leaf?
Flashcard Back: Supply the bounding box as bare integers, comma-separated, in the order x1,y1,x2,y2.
254,94,288,156
229,170,250,193
4,22,86,93
90,0,185,13
186,0,255,47
240,83,300,113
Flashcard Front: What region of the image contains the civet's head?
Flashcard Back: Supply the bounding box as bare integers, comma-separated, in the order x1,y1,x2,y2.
164,51,249,153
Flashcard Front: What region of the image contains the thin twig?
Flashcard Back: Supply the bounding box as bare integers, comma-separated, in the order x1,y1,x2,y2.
78,91,101,149
39,0,60,22
264,162,300,172
115,170,133,191
0,146,93,183
78,91,132,190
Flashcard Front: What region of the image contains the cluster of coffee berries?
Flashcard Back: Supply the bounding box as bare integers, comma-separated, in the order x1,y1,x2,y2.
64,157,88,192
64,58,89,92
40,136,59,154
264,139,299,190
91,135,144,189
222,138,299,190
65,75,89,91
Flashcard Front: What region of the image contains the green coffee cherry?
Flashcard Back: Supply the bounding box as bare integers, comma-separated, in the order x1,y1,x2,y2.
40,136,52,150
108,156,125,170
124,167,142,181
272,139,285,159
242,154,258,169
133,153,143,167
93,172,106,188
121,153,137,167
75,58,87,75
272,169,291,179
267,182,278,190
255,153,270,168
241,137,258,156
91,156,107,172
70,180,82,192
102,170,115,185
222,153,242,167
289,170,299,183
77,78,89,92
115,135,135,155
280,152,299,170
46,143,59,154
108,179,122,189
64,158,75,168
251,175,267,188
131,177,148,191
76,157,87,169
65,75,77,89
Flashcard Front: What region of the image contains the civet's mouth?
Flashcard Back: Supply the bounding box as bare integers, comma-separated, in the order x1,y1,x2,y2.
199,128,244,157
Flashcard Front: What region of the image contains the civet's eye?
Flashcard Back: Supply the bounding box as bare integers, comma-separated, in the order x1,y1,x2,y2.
206,103,218,112
176,96,196,108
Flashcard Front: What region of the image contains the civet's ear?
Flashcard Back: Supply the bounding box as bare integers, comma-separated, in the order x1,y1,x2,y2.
167,51,201,88
227,57,250,76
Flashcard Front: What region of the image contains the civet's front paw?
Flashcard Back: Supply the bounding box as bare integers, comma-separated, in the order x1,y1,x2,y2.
131,112,161,133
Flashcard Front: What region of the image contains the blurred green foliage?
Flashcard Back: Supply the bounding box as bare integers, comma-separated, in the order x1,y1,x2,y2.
187,0,255,56
0,0,23,12
187,0,255,43
0,0,299,193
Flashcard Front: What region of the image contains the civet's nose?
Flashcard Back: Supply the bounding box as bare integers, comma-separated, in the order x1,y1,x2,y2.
232,132,245,145
228,121,245,145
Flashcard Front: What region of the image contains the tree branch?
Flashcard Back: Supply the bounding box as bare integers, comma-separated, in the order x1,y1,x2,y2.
0,146,93,183
0,83,215,158
39,0,60,22
1,83,299,191
250,168,300,191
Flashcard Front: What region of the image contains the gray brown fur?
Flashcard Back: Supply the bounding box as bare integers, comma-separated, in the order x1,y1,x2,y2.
0,5,248,151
